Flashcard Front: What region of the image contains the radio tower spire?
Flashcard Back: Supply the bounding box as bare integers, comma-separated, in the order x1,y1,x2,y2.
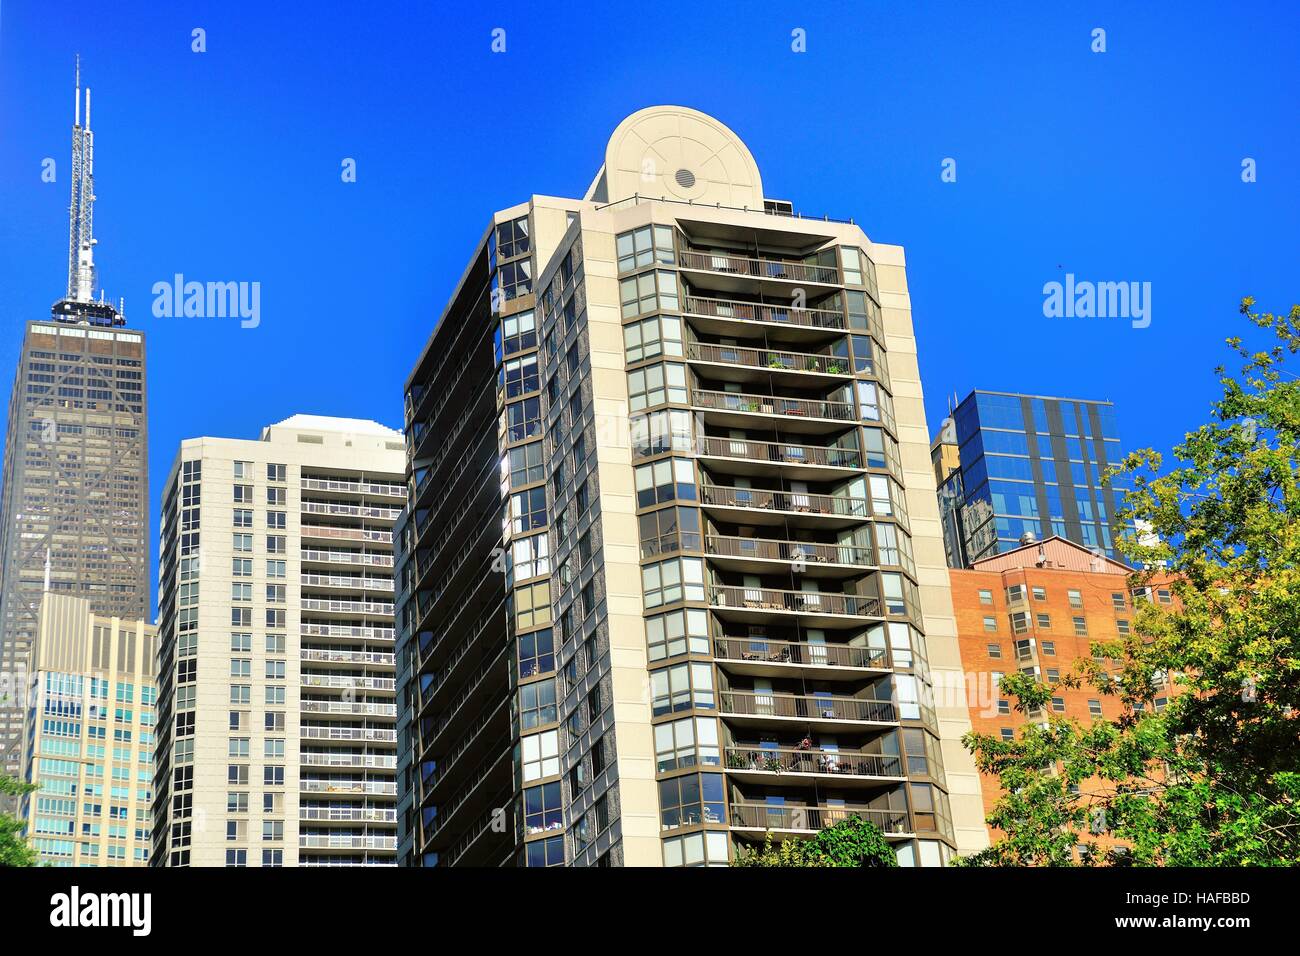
52,54,122,326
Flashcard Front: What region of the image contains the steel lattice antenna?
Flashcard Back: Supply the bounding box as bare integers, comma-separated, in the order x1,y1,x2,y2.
53,55,122,325
66,53,97,302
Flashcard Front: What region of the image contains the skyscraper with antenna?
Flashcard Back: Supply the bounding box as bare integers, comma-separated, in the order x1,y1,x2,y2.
0,58,149,785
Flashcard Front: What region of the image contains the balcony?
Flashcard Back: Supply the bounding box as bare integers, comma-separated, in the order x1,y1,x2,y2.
300,572,394,592
301,622,395,641
301,597,395,617
300,700,396,718
300,725,396,743
719,689,897,730
729,803,913,838
301,477,405,499
300,648,395,667
686,342,853,387
709,584,882,628
300,806,397,824
723,746,905,786
705,535,873,577
300,752,397,770
691,389,854,432
300,779,397,796
682,295,846,336
300,548,394,569
678,250,840,290
301,500,402,521
693,435,863,482
299,834,397,851
301,525,393,546
300,673,395,693
713,637,891,678
699,485,869,529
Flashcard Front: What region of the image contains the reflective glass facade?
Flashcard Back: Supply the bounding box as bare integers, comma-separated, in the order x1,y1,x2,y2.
942,391,1126,564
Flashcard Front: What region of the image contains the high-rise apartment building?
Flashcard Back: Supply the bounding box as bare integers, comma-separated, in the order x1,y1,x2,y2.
949,534,1175,858
0,61,148,780
20,592,156,866
933,390,1126,567
152,416,404,867
397,106,989,867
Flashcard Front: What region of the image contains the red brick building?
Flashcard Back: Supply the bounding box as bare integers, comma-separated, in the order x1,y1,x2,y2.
949,536,1176,851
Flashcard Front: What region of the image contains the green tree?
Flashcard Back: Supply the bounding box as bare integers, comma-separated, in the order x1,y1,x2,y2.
960,298,1300,867
731,815,898,867
0,772,37,867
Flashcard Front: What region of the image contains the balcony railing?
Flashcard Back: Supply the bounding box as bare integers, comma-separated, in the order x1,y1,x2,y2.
684,295,846,331
719,689,897,723
301,622,395,641
300,700,396,717
300,780,397,796
300,725,397,743
300,674,395,692
299,835,397,850
300,807,397,823
301,525,393,544
730,803,912,835
713,637,890,670
679,251,840,285
694,435,863,470
300,752,396,769
706,535,874,568
709,584,882,619
301,572,394,591
700,484,869,519
687,342,852,377
301,501,402,520
692,389,855,422
300,548,394,568
301,598,395,616
300,648,395,667
724,746,904,779
302,477,405,498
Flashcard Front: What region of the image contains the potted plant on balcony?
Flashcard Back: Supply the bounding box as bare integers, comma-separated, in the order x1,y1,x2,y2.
767,355,786,370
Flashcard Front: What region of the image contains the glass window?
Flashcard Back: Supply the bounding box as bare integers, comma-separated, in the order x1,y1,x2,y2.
658,773,724,829
519,730,560,783
627,362,687,411
645,607,710,660
641,557,705,608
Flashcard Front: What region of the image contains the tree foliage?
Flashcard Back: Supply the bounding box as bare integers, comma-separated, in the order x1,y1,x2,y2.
0,771,38,867
731,815,898,867
960,299,1300,867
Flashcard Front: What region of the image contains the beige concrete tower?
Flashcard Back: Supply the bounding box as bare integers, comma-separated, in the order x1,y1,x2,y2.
400,106,987,866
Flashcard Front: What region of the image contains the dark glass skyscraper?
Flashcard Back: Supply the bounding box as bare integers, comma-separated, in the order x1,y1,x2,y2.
935,390,1126,566
0,63,149,778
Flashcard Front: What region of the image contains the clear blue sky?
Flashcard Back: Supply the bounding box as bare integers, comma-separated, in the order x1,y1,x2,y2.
1,0,1297,615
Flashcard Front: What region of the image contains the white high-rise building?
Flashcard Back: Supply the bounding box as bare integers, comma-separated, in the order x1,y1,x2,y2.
152,415,405,866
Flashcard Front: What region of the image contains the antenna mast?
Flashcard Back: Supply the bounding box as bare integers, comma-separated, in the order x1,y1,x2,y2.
53,56,122,326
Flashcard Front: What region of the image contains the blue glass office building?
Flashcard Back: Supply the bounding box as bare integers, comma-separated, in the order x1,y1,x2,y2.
937,391,1127,565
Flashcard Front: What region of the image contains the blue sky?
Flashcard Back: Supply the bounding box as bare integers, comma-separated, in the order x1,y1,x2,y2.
1,0,1297,613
